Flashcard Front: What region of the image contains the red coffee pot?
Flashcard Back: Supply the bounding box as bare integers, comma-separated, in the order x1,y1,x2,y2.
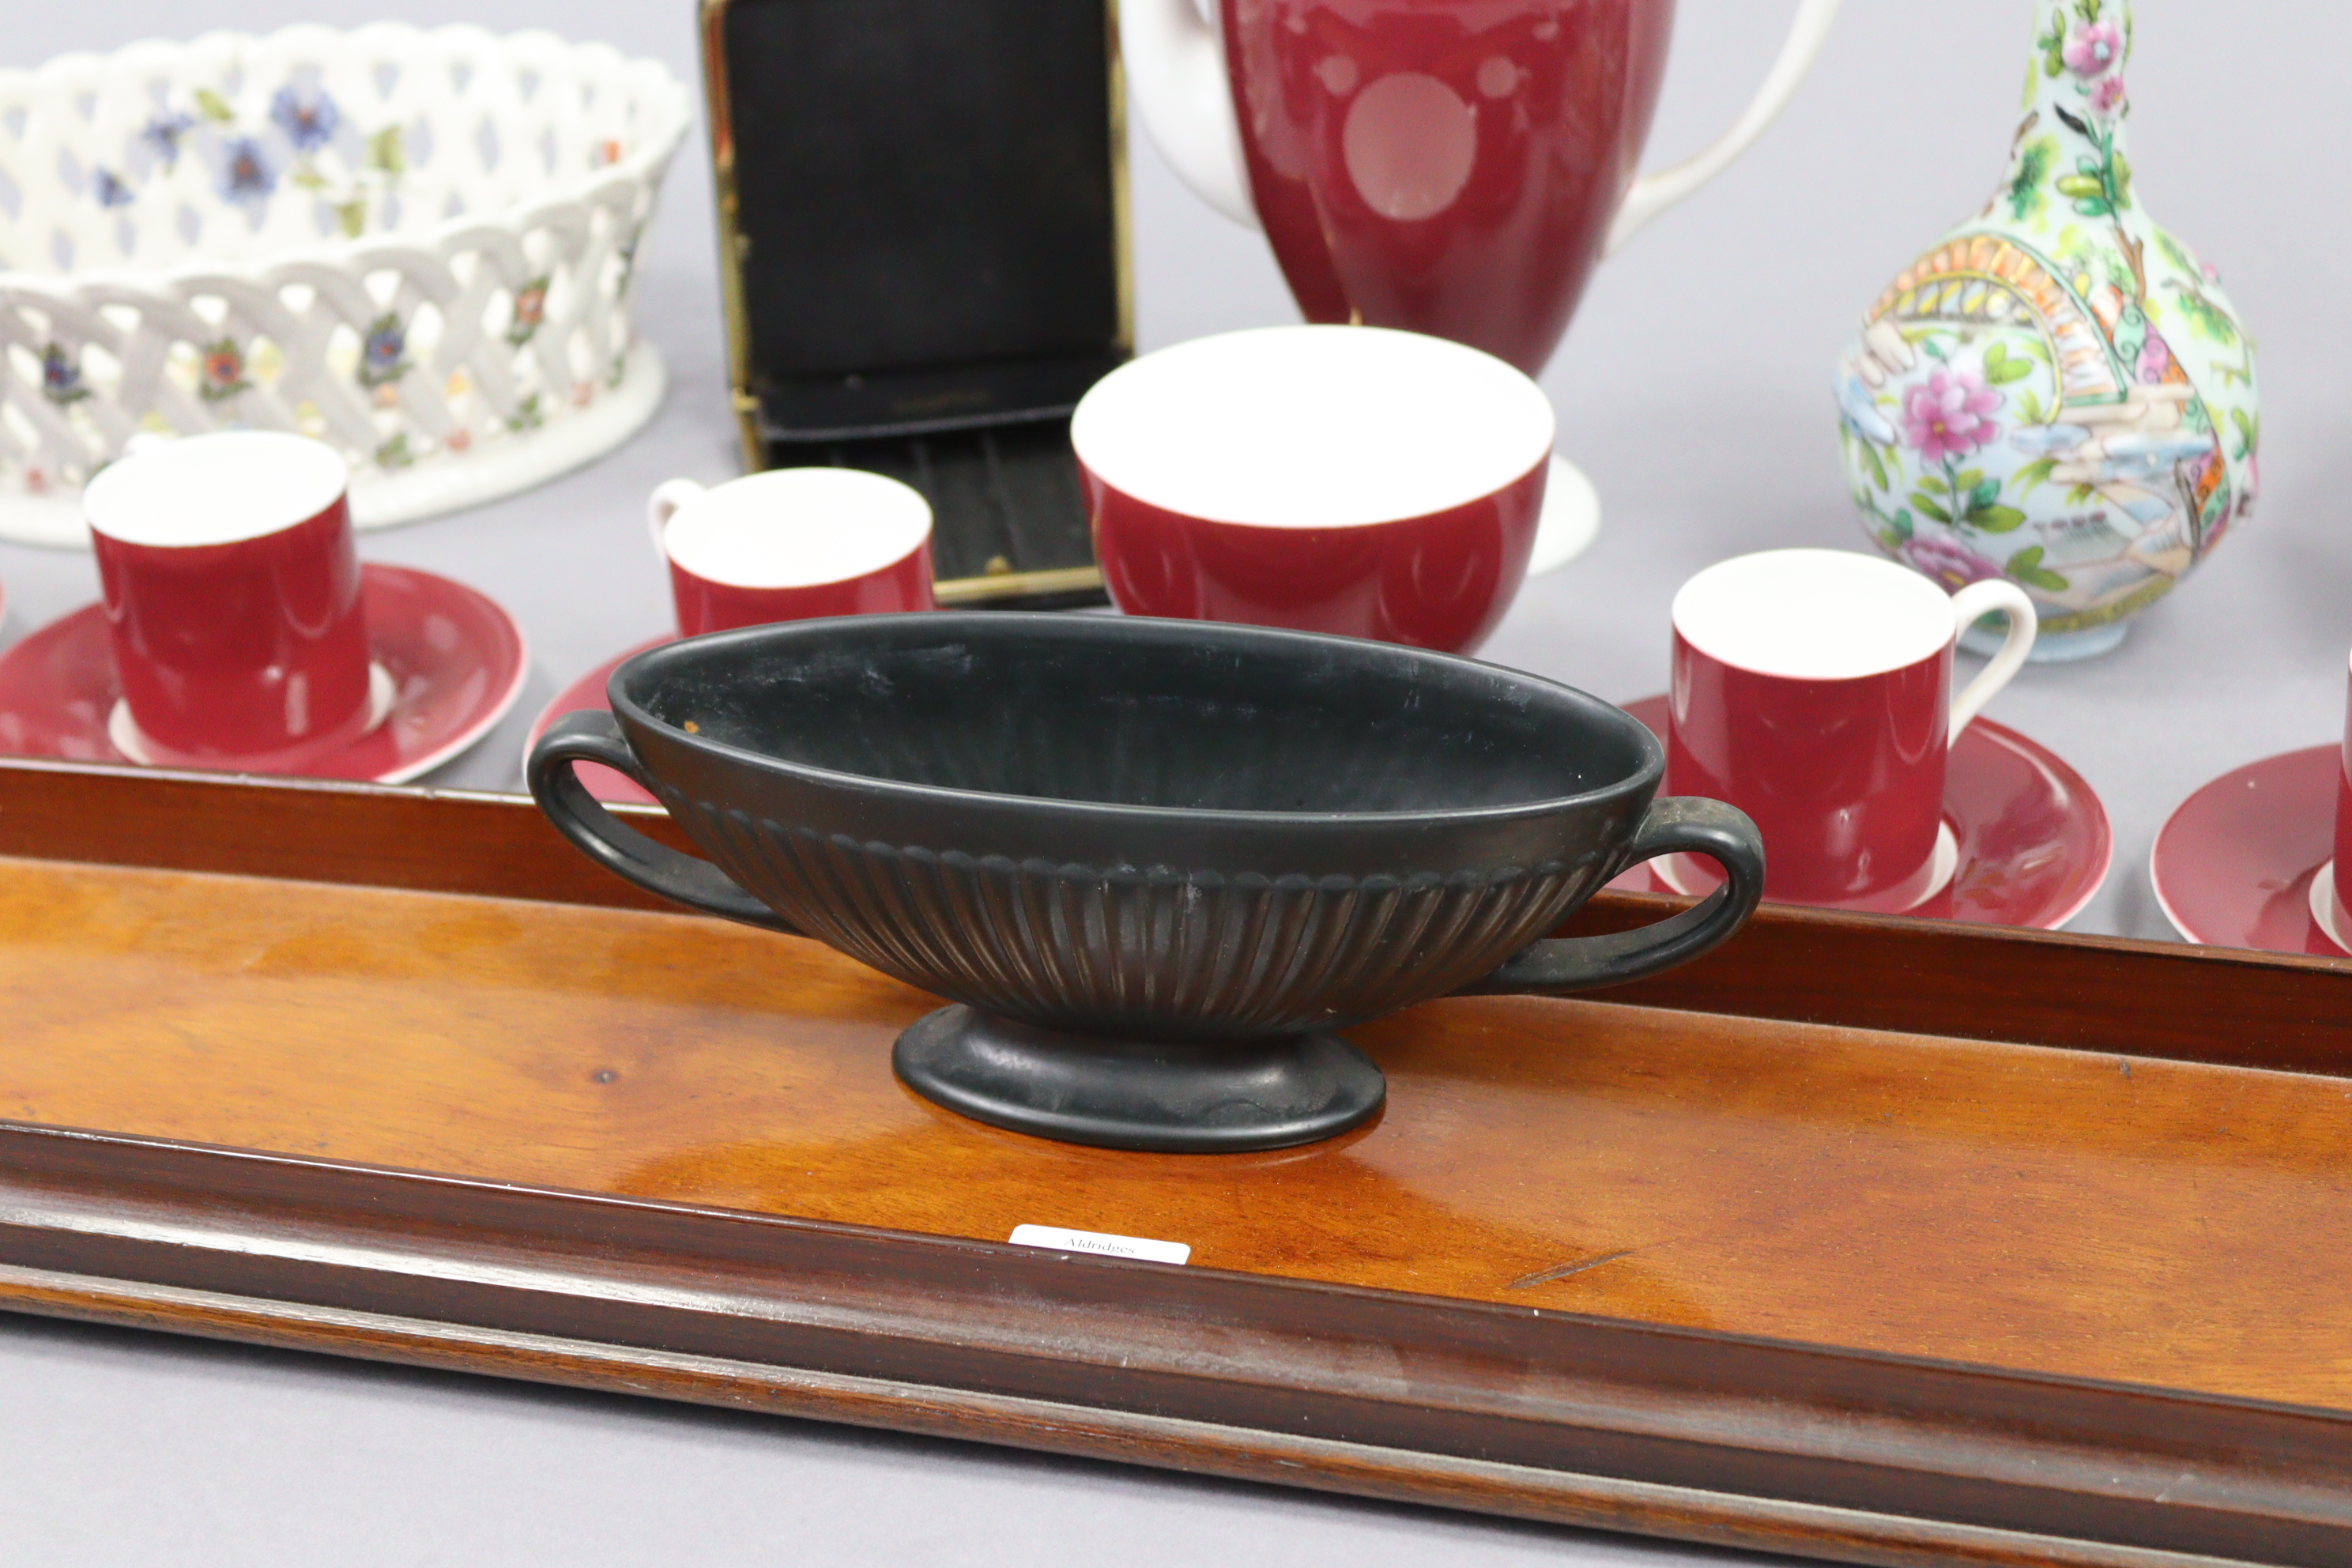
1123,0,1841,375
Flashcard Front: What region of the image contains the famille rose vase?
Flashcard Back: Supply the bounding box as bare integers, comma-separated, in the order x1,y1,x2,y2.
1835,0,2259,662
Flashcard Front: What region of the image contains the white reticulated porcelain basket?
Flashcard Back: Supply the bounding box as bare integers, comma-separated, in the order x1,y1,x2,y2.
0,25,691,546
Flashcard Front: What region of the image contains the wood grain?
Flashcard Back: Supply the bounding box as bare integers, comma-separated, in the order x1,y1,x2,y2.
3,851,2350,1408
7,759,2352,1565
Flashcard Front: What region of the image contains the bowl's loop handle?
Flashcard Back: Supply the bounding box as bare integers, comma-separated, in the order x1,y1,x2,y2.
1459,797,1764,996
527,710,797,934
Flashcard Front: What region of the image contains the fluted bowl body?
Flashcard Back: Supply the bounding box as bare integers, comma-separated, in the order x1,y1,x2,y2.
607,614,1663,1041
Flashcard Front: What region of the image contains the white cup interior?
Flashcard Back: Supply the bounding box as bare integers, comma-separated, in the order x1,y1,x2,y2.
81,431,349,548
1674,548,1961,680
664,469,933,590
1069,325,1555,529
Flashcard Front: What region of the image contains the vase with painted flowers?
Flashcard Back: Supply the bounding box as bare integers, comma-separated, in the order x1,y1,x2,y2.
1835,0,2259,662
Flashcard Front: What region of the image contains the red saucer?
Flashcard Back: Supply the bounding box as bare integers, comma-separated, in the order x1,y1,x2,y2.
0,564,527,784
2152,745,2348,956
522,635,675,804
1608,695,2110,930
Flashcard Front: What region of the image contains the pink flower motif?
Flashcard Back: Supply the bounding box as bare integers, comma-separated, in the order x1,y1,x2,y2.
1902,369,2002,464
2137,331,2174,384
1900,533,2005,590
2090,75,2128,116
2063,21,2123,77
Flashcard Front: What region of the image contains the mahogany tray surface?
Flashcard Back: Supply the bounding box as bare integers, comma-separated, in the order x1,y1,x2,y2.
2,757,2350,1567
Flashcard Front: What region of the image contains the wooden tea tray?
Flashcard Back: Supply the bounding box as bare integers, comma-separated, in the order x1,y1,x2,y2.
2,757,2350,1566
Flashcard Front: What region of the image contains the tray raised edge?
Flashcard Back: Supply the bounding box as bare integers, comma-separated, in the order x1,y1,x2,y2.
3,756,2351,1568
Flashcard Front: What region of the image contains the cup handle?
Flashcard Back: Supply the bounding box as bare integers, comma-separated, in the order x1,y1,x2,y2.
1118,0,1261,228
1947,579,2038,744
1454,797,1765,997
647,479,706,561
1604,0,1843,256
528,710,797,934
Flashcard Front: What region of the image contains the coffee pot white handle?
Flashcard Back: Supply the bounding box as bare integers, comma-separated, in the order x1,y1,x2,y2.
1120,0,1843,247
1119,0,1257,227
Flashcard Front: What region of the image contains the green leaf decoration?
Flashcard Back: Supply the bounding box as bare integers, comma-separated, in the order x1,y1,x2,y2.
1860,441,1890,491
290,167,328,191
1968,503,2028,533
1891,510,1915,542
1970,479,2002,511
194,89,236,122
2013,457,2059,495
2005,546,2071,592
2113,154,2133,208
336,199,368,238
368,126,406,177
2072,198,2112,218
1911,492,1953,524
1954,466,1986,494
2231,408,2260,460
2066,484,2099,507
1986,356,2034,385
2007,139,2056,222
2018,390,2047,425
2163,281,2238,345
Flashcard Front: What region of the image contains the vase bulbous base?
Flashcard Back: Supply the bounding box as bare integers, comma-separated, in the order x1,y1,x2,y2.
892,1004,1387,1152
1964,617,2131,665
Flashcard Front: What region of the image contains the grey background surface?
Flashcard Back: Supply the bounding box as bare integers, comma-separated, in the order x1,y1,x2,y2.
0,2,2333,1561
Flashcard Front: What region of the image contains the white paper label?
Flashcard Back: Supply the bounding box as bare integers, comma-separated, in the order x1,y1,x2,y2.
1008,1224,1190,1265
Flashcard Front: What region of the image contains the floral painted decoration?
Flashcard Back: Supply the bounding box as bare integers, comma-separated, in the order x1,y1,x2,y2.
40,345,89,405
213,135,280,214
1834,0,2257,655
357,313,410,389
198,339,251,403
270,81,341,153
103,74,414,239
140,110,195,171
1902,371,2002,466
506,276,551,345
1899,533,2006,590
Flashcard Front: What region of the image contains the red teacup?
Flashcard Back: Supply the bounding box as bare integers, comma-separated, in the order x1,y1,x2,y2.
649,469,936,636
1121,0,1840,373
82,431,378,767
1072,326,1553,654
1666,549,2037,910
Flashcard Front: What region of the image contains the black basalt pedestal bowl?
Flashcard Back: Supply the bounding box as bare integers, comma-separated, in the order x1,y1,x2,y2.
529,613,1764,1152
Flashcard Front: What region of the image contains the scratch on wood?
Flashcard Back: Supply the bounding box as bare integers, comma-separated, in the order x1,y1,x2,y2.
1506,1249,1638,1291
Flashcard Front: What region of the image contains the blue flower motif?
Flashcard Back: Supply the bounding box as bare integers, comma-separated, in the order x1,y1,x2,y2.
270,83,341,154
215,135,279,210
141,110,194,169
90,167,135,209
40,345,89,405
357,312,409,389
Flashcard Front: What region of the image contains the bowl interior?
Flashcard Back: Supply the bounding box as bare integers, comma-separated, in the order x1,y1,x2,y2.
620,617,1652,816
0,25,681,275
